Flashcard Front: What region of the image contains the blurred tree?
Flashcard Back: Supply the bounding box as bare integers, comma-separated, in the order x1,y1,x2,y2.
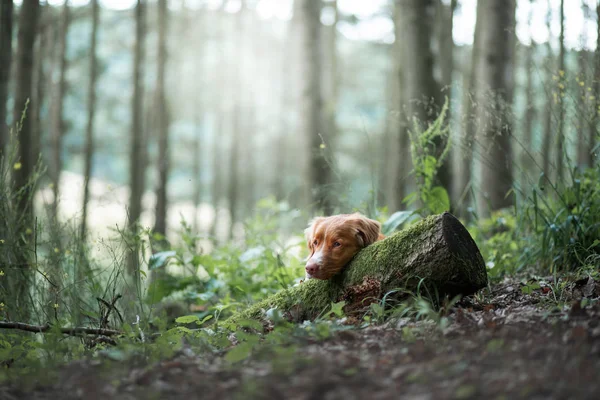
127,0,146,282
590,2,600,166
555,0,565,182
576,2,591,168
452,1,483,215
300,0,333,213
153,0,170,239
50,0,70,217
31,5,52,167
382,2,406,211
0,0,12,153
211,6,229,240
12,0,40,320
81,0,100,244
435,0,457,98
228,1,247,235
541,1,554,180
520,1,536,186
397,0,449,192
475,0,516,213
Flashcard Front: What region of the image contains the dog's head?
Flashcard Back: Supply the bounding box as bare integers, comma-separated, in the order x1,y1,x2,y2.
304,213,382,280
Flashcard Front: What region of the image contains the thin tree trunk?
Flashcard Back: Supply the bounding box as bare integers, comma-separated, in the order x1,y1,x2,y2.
210,6,229,241
588,3,600,167
153,0,170,239
51,0,70,217
228,3,245,237
127,0,146,281
300,0,332,214
81,0,99,244
521,2,536,186
541,2,554,180
12,0,40,321
398,0,448,190
555,0,566,182
31,8,48,167
475,0,516,213
452,1,483,215
273,20,291,202
0,0,13,153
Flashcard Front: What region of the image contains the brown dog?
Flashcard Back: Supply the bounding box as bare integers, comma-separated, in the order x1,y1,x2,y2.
304,213,384,280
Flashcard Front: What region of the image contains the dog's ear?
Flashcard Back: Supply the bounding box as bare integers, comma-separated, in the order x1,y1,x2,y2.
305,217,326,249
354,216,381,247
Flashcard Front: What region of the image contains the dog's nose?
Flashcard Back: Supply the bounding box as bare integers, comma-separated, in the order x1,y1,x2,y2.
305,263,318,276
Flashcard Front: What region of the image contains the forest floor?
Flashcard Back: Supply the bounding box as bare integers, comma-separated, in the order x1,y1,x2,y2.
2,277,600,400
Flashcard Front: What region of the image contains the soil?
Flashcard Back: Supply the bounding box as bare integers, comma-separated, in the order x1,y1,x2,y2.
2,278,600,400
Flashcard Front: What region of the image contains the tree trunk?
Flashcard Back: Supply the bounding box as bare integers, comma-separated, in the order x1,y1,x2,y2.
127,0,146,282
385,2,407,211
12,0,40,321
541,2,554,181
210,7,228,241
227,212,487,323
555,0,565,182
31,7,49,167
398,0,448,191
227,3,245,237
588,3,600,167
299,0,333,214
80,0,99,244
452,1,483,215
475,0,516,213
520,1,536,187
0,0,13,153
153,0,170,239
51,0,70,217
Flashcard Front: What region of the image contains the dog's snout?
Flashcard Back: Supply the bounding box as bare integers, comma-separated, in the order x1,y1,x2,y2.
305,263,318,276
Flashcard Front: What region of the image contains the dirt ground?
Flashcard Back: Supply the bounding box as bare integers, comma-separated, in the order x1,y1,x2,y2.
2,278,600,400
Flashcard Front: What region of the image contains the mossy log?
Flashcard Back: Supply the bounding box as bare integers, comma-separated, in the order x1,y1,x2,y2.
226,212,487,324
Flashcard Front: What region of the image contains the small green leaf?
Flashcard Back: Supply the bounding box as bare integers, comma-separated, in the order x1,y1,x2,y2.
425,186,450,214
198,314,214,325
329,301,346,318
148,250,177,270
225,342,253,363
175,315,200,324
236,319,263,331
382,211,416,235
521,282,541,294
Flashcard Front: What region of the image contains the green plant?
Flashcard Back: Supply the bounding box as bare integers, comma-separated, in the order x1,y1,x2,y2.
405,98,452,216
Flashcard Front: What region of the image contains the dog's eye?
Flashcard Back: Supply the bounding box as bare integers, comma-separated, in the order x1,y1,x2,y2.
313,239,318,246
333,241,341,248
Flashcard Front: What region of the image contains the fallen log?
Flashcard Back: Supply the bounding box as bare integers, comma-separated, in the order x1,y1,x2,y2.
226,212,487,324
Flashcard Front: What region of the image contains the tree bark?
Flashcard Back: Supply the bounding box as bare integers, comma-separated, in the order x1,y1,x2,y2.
299,0,333,214
127,0,146,281
0,0,13,153
475,0,516,213
50,0,70,217
81,0,99,244
521,30,536,185
555,0,565,182
227,212,487,323
452,1,484,216
589,3,600,167
153,0,170,239
227,2,245,237
12,0,40,321
541,2,554,181
398,0,449,191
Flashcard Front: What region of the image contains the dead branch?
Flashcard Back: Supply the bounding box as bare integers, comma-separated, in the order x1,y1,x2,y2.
0,321,121,336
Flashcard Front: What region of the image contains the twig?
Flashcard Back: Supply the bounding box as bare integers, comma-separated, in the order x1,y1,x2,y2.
0,321,121,336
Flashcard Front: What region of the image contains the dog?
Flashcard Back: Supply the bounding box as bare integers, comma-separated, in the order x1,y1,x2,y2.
304,213,384,280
